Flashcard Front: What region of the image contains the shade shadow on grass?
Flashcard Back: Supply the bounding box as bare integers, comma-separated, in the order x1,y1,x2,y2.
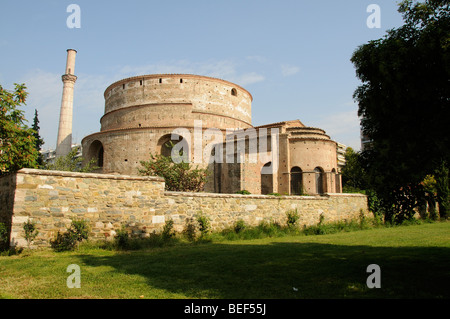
78,242,450,299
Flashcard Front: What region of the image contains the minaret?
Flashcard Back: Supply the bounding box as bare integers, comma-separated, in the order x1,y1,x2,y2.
56,49,77,157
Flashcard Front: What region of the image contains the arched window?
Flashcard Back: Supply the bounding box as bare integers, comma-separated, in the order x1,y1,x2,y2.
88,140,104,168
261,162,273,194
314,167,324,194
157,134,189,161
231,88,237,96
160,138,173,157
290,166,303,195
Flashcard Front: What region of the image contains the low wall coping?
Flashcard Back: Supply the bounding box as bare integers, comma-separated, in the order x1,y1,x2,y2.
164,191,367,199
11,169,366,199
16,168,165,182
325,192,367,197
166,191,337,200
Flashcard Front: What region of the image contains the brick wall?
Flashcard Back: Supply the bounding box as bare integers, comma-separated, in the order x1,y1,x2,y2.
0,169,368,248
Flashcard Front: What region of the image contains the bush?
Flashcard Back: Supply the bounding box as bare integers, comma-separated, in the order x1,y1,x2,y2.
0,222,8,251
257,220,282,237
70,219,90,242
50,220,90,252
0,222,24,256
23,220,39,248
162,219,176,241
301,212,387,236
114,224,130,250
286,209,300,228
183,217,197,242
50,231,78,252
235,190,251,195
197,214,211,237
139,148,209,192
233,219,247,233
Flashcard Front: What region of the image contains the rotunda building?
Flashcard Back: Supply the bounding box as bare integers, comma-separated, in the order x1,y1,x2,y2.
82,74,252,179
82,74,342,195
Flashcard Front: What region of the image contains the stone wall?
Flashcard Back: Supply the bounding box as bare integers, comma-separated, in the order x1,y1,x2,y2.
1,169,368,248
0,173,16,247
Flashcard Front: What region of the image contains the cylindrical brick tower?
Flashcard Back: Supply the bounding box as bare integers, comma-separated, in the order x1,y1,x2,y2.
82,74,253,177
56,49,77,157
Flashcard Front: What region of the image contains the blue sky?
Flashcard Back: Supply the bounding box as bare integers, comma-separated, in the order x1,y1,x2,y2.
0,0,405,151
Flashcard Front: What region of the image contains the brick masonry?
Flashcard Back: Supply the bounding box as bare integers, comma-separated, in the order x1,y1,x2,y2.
0,168,368,248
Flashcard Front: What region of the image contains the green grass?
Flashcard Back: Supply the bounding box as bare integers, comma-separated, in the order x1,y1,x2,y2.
0,221,449,299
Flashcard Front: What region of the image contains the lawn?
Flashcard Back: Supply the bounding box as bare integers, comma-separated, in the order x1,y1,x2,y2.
0,222,449,299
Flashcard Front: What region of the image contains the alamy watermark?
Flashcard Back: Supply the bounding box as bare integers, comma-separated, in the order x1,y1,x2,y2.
168,120,279,174
366,264,381,288
66,4,81,29
367,4,381,29
67,264,81,288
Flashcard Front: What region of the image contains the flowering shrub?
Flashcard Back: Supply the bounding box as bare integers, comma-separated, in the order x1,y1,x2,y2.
139,152,209,192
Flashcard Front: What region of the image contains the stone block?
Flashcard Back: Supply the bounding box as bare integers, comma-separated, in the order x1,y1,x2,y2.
12,216,29,224
38,184,54,190
95,222,104,228
152,215,165,224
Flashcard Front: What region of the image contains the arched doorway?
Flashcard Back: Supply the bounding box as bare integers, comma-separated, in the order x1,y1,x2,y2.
314,167,325,194
88,140,104,168
261,162,273,194
290,166,303,195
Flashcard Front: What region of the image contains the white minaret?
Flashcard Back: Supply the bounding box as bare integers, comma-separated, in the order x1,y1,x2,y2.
56,49,77,157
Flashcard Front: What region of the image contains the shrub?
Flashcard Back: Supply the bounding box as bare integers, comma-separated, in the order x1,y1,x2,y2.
139,147,209,192
70,220,90,242
50,220,90,252
233,219,247,233
162,219,176,241
23,220,39,248
235,190,251,195
0,222,8,251
257,220,282,237
183,217,197,242
286,209,300,228
359,209,371,229
50,231,78,252
114,224,130,249
197,214,211,237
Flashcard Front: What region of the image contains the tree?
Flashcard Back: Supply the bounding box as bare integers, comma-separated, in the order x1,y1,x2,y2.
23,220,39,248
139,142,209,192
31,109,44,167
45,146,98,173
351,0,449,222
420,174,438,220
434,161,449,219
0,83,38,175
341,147,368,191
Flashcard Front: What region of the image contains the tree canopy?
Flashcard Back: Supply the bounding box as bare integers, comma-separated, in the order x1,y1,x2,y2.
341,147,368,192
45,146,98,173
0,83,38,175
32,109,45,167
351,0,449,222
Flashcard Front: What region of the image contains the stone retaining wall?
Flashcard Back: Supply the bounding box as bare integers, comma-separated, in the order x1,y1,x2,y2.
0,169,368,248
